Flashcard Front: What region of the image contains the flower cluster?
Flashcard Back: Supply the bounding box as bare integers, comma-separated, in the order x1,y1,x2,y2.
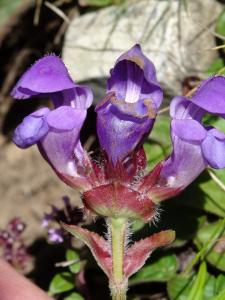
0,218,30,273
12,45,225,294
42,196,83,243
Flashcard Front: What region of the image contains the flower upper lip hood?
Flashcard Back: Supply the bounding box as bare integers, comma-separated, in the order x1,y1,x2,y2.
96,44,163,164
107,44,162,109
11,55,76,97
11,54,93,109
154,76,225,195
191,76,225,114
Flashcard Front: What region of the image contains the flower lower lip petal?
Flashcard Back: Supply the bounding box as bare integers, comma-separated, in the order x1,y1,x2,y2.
46,106,86,132
172,119,206,143
13,108,49,148
201,131,225,169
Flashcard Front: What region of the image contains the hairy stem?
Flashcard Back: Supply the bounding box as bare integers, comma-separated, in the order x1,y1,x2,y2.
111,287,127,300
109,217,127,300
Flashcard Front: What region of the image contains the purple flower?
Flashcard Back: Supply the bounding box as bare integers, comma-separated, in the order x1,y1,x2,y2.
157,76,225,192
96,44,163,164
12,55,93,191
48,228,64,244
0,218,30,273
11,48,225,215
42,196,83,244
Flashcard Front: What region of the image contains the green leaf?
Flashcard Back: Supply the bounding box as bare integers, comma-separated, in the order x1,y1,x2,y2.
64,292,85,300
48,272,74,295
66,249,81,274
215,274,225,294
206,58,225,76
178,169,225,218
216,8,225,37
168,272,216,300
213,287,225,300
209,117,225,133
144,115,171,169
194,220,225,271
205,275,217,300
129,254,178,285
187,262,207,300
150,115,171,144
0,0,25,26
168,273,196,300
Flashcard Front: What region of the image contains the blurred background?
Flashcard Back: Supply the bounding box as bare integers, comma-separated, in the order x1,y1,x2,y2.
0,1,225,299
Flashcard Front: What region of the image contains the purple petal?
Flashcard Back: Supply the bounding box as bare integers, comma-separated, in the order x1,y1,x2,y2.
170,96,190,119
109,59,143,103
96,92,156,121
97,101,153,164
107,44,162,108
48,228,64,243
160,135,206,188
159,117,208,188
72,85,93,109
46,106,86,131
172,119,206,143
31,107,50,117
52,85,93,109
96,45,163,163
170,96,204,121
11,55,76,99
192,76,225,115
40,131,80,176
13,107,50,148
201,128,225,169
114,44,159,86
39,108,86,176
42,213,53,228
159,76,225,190
208,128,225,140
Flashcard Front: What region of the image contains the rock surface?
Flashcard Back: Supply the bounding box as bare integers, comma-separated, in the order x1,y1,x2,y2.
63,0,221,95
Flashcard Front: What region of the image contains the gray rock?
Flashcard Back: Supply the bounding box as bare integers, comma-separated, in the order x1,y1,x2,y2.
63,0,221,95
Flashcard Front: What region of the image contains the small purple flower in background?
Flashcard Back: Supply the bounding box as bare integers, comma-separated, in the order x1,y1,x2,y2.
42,196,83,244
0,218,30,273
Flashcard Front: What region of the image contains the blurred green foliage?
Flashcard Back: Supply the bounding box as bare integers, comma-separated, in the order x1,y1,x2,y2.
49,272,74,295
79,0,125,7
48,249,84,298
206,7,225,76
0,0,24,25
130,254,178,285
216,8,225,38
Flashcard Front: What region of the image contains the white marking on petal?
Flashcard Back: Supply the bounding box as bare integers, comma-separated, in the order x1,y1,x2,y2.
167,176,176,187
66,161,77,176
